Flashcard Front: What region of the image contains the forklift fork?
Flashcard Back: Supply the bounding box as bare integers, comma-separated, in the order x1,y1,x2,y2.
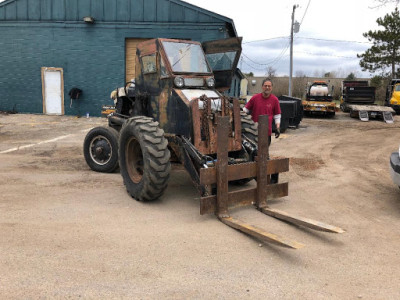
199,115,344,249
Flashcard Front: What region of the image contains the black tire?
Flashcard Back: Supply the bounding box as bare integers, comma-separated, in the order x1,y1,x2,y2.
119,116,171,201
83,126,119,173
240,111,258,143
231,112,259,185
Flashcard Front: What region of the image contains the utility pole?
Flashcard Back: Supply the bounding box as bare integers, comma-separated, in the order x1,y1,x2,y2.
289,4,299,97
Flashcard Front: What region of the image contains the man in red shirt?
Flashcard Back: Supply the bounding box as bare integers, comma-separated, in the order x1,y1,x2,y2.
243,78,281,140
243,78,281,183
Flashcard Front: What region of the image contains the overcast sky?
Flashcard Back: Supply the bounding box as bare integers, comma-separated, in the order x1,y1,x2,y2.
1,0,397,77
184,0,398,78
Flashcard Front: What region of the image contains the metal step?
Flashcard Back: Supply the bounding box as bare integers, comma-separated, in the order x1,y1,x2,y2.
383,111,394,123
359,110,369,121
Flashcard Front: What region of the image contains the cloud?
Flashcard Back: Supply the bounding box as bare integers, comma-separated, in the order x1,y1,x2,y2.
240,33,374,77
184,0,398,78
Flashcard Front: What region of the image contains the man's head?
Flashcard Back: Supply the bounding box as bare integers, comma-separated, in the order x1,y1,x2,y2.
261,78,273,98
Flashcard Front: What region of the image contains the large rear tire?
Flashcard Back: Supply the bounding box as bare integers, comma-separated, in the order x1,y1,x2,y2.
119,116,171,201
83,126,119,173
240,111,258,143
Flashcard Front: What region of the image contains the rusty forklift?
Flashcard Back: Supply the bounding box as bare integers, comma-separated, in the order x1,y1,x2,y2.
83,38,344,248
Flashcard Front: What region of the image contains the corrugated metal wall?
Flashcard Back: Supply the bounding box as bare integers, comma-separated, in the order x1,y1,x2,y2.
0,0,224,24
0,0,235,116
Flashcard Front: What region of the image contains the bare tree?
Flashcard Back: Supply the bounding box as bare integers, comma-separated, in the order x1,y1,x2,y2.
292,71,308,99
295,70,306,77
373,0,399,8
265,66,276,79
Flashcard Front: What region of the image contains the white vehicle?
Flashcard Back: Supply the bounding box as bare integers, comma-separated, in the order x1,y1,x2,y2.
390,146,400,188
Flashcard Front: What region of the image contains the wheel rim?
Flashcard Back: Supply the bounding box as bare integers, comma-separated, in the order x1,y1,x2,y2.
126,136,144,183
89,135,112,165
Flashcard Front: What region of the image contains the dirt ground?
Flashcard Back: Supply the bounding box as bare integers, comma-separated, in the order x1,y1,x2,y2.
1,112,400,299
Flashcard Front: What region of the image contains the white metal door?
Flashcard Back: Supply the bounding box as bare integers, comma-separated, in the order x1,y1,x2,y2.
42,67,64,115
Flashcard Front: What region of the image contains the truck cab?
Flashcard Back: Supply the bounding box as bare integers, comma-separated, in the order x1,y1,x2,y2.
386,79,400,114
131,38,242,138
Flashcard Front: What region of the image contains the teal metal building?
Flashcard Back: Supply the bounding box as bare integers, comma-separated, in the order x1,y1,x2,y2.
0,0,237,116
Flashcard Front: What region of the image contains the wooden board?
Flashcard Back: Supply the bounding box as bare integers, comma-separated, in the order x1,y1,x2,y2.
125,38,148,82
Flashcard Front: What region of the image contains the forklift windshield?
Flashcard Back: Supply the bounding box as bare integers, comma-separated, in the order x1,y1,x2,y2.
162,41,211,74
206,51,237,71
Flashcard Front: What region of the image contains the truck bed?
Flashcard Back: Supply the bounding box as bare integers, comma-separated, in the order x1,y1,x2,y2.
343,86,375,105
347,104,395,123
347,104,394,112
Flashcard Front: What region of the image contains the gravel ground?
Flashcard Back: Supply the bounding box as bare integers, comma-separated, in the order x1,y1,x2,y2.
1,112,400,299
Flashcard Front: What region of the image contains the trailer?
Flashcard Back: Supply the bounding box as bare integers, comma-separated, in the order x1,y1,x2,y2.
341,80,395,123
348,104,395,123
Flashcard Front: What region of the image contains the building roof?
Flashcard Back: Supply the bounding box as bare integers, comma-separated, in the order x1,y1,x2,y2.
0,0,237,36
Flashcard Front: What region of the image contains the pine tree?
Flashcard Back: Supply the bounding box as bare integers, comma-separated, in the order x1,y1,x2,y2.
345,73,356,80
358,8,400,77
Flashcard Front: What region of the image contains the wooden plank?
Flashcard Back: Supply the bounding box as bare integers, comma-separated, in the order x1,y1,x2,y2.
200,183,288,215
125,38,148,82
256,115,269,208
16,0,28,20
170,3,184,22
190,99,202,151
156,0,170,22
130,0,143,21
77,0,91,20
5,0,16,20
116,0,129,21
52,0,65,21
220,217,304,249
143,0,156,22
216,116,229,217
65,0,77,21
103,0,117,21
260,207,345,233
91,0,104,21
199,158,289,185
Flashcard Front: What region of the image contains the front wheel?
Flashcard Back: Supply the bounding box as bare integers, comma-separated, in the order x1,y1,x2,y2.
119,116,171,201
83,126,119,173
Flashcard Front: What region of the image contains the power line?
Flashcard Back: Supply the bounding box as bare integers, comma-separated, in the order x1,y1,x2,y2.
295,36,372,44
240,57,271,71
299,0,311,25
243,36,289,44
240,0,368,74
243,35,372,45
295,51,358,59
241,38,291,66
240,49,358,74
